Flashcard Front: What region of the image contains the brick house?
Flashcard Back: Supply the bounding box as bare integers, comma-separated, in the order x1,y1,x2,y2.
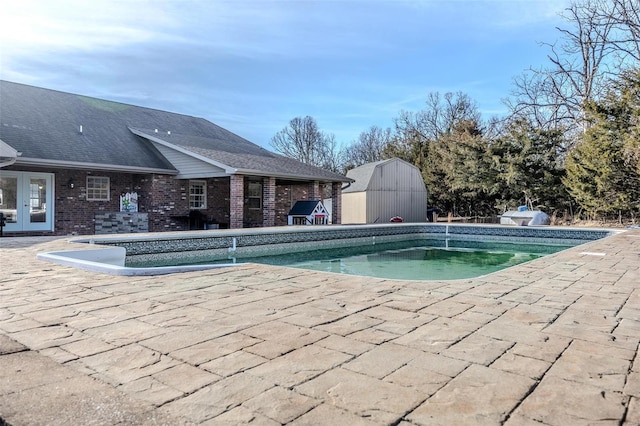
0,80,351,236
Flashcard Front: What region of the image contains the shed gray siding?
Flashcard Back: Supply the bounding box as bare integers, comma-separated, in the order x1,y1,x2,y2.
343,158,427,223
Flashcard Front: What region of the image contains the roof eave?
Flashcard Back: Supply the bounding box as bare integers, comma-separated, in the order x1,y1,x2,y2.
14,157,178,175
235,168,353,183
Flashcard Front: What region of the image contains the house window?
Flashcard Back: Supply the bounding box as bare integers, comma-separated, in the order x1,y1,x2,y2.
189,180,206,209
86,176,110,201
247,181,262,210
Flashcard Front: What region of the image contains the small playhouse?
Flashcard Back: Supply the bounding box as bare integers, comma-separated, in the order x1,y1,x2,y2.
287,200,330,225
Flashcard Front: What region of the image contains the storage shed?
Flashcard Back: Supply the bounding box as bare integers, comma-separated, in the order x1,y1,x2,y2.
341,158,427,224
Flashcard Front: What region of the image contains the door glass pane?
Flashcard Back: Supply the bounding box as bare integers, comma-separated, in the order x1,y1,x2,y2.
29,178,46,223
0,177,18,223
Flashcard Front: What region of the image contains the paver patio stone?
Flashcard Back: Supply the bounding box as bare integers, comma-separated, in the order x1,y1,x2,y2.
0,372,188,426
343,342,424,379
118,375,184,406
546,342,631,391
288,403,378,425
0,316,43,334
169,333,262,366
490,351,551,380
296,368,424,424
159,373,273,423
315,313,383,336
82,318,166,346
0,333,27,355
419,299,474,317
140,327,227,354
347,326,399,344
453,309,497,325
61,336,117,357
441,332,514,366
246,345,353,387
624,371,640,397
498,303,562,328
383,364,451,395
406,364,535,426
314,334,375,356
510,376,627,425
393,316,480,353
569,337,638,361
9,325,84,350
203,405,280,425
1,230,639,424
243,320,328,348
614,318,640,338
39,346,78,363
78,343,181,385
244,339,293,359
241,386,320,424
200,349,268,377
403,351,470,378
152,363,220,393
625,396,640,425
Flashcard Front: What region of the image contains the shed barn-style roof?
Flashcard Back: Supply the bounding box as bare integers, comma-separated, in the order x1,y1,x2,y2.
343,158,421,192
0,80,350,182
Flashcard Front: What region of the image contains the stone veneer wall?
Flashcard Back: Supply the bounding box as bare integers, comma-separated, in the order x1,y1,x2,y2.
94,213,149,234
94,224,614,267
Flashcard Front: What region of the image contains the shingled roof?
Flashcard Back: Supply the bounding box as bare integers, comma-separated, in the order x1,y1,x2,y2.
0,80,350,182
343,159,391,192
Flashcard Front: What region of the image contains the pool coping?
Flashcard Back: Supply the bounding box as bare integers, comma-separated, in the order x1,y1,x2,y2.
36,223,621,276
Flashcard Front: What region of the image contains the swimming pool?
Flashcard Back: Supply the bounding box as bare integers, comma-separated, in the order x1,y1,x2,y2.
149,239,572,280
37,224,617,277
240,240,572,280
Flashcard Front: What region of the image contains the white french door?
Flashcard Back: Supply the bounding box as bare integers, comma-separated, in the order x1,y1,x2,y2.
0,171,54,232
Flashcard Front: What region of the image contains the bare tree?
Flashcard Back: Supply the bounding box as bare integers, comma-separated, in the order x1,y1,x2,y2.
507,0,616,136
343,125,393,170
395,92,481,144
270,116,343,172
600,0,640,65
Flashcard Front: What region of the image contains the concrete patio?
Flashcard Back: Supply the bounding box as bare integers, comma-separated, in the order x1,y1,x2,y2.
1,229,639,425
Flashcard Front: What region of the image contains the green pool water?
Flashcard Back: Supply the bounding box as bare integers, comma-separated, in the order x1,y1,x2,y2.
136,239,573,281
241,239,570,280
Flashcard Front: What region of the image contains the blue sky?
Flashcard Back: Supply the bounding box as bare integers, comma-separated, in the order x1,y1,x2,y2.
1,0,570,148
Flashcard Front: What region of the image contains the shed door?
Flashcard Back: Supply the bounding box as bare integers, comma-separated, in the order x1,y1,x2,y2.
0,171,54,232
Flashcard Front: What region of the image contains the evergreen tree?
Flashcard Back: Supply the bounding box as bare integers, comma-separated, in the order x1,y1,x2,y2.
490,119,569,215
564,70,640,221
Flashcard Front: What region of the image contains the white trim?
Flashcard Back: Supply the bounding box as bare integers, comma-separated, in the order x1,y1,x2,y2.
0,138,19,168
15,157,178,174
234,167,352,182
0,171,55,232
189,180,207,209
86,176,111,201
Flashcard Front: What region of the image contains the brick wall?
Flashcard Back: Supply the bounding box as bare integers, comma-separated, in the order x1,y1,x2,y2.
230,175,244,229
274,181,314,226
56,170,146,235
263,177,276,227
2,165,342,235
332,182,342,224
